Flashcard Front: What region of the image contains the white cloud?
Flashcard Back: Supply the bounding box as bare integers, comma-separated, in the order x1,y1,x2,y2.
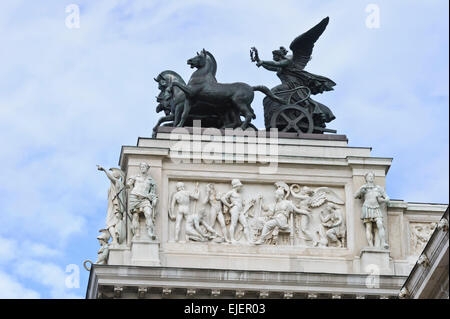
14,260,82,299
0,0,447,298
0,237,17,264
25,241,62,258
0,270,40,299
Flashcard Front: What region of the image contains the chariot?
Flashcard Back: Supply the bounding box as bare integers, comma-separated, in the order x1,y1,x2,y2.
264,85,337,134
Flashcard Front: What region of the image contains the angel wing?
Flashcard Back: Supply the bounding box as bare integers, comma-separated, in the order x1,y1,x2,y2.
289,17,329,70
309,187,344,208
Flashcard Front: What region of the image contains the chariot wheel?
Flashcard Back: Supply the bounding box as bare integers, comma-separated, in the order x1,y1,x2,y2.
270,105,314,134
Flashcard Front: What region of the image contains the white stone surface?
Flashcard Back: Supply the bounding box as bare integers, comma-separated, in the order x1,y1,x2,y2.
94,130,447,281
130,239,161,266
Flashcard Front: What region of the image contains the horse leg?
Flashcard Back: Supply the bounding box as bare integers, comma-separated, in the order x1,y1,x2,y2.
153,115,174,137
174,102,184,127
177,99,191,127
170,83,194,128
241,110,253,130
234,102,253,130
231,108,242,128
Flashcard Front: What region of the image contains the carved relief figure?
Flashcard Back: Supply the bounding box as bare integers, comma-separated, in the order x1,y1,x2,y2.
95,229,110,265
185,208,220,242
127,162,158,241
354,172,390,249
255,182,309,245
169,182,199,242
290,184,345,245
318,203,346,247
289,185,315,242
221,179,254,244
166,179,346,247
97,165,127,245
410,223,436,255
203,183,230,242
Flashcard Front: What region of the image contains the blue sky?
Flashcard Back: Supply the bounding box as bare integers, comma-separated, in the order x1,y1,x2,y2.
0,0,448,298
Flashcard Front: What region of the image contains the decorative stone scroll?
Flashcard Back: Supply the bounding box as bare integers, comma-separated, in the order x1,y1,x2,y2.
167,179,347,247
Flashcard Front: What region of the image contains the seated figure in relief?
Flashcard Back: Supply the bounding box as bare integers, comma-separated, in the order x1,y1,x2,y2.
255,182,310,245
185,208,220,242
318,203,346,247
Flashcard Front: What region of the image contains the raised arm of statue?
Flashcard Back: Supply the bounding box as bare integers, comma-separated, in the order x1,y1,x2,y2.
257,61,280,72
97,165,119,185
259,59,290,68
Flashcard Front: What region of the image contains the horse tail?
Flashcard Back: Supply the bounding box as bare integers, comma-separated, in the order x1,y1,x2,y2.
253,85,286,104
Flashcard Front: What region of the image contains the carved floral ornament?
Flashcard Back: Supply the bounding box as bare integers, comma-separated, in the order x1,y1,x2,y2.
168,179,347,247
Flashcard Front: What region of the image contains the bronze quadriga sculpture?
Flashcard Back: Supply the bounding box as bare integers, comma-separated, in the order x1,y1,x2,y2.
153,17,336,136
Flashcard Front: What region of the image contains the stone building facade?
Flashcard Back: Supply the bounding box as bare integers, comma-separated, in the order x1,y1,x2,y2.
86,128,447,299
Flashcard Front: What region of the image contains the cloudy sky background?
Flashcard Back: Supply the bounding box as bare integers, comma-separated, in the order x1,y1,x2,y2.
0,0,448,298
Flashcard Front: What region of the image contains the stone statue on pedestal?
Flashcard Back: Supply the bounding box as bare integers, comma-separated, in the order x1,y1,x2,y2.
97,165,126,245
354,172,390,249
127,162,158,241
95,229,110,264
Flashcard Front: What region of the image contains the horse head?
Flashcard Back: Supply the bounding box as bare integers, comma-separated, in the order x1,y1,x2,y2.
155,88,172,115
187,49,207,69
154,75,168,91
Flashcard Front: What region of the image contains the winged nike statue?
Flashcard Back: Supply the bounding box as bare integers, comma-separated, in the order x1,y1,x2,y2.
251,17,336,131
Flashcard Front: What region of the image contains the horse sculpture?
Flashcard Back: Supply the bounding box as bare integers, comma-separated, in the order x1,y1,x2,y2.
152,18,338,136
169,49,285,130
152,71,187,137
152,66,243,136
